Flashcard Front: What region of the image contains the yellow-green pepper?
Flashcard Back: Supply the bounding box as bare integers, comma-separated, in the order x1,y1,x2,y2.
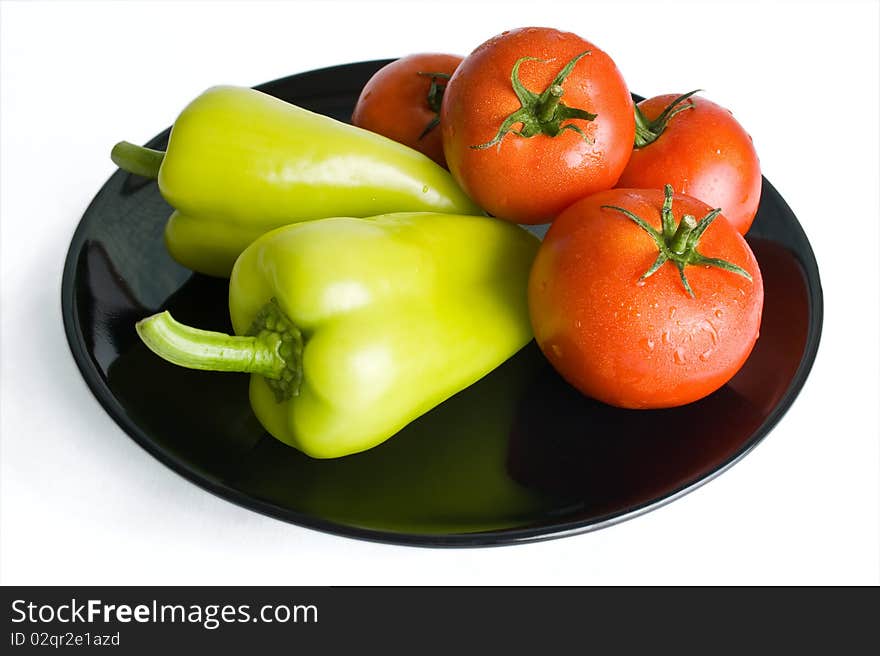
135,212,538,458
111,85,482,277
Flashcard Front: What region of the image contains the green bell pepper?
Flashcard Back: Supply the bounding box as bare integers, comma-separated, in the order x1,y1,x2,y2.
135,212,539,458
230,346,553,533
111,85,482,277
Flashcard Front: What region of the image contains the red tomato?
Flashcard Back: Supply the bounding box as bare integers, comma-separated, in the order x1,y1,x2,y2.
617,93,762,235
528,186,764,409
441,27,634,224
352,53,463,167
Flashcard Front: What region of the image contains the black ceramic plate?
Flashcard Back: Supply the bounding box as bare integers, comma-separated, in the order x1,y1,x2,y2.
61,60,823,547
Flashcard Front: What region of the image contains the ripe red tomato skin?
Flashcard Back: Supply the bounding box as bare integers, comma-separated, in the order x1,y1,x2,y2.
528,188,764,409
352,53,463,167
617,94,762,235
441,27,635,224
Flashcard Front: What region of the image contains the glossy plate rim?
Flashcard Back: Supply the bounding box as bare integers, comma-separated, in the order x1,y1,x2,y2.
60,60,824,548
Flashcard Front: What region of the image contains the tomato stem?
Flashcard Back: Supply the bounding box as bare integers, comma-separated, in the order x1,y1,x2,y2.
670,215,697,254
471,51,597,150
536,85,565,123
633,90,701,149
416,71,451,140
601,184,752,298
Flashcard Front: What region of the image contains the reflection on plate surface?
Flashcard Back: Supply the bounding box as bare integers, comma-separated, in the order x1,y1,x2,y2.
61,61,823,546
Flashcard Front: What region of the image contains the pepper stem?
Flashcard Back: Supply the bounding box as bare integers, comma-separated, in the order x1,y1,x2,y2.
137,311,285,376
111,141,165,178
136,299,304,401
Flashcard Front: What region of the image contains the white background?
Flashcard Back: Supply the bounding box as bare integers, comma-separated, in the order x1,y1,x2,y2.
2,0,878,585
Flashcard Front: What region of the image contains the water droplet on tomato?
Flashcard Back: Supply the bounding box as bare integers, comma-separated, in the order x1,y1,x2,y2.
669,307,677,319
699,349,713,362
641,337,655,352
635,279,646,287
715,309,723,318
702,320,719,345
662,331,672,345
673,348,686,365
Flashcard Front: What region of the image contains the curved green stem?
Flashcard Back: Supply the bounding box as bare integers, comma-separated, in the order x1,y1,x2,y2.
136,299,304,401
111,141,165,178
136,311,285,377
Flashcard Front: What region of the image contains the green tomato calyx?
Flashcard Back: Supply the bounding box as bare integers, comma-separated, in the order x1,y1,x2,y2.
416,71,452,140
471,51,597,150
633,90,700,149
135,298,303,402
601,184,752,298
